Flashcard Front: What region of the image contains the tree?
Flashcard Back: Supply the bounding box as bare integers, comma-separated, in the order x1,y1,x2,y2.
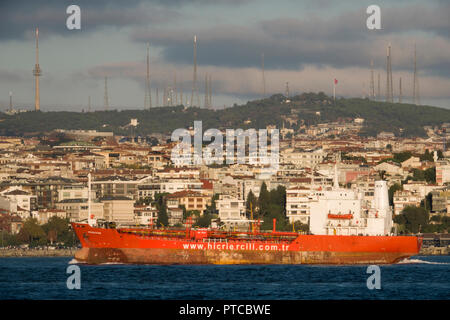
246,190,258,218
290,221,309,233
269,186,286,209
194,214,212,228
424,167,436,183
260,204,288,231
388,183,402,206
394,206,429,234
153,192,169,227
409,167,436,183
204,194,219,216
420,150,433,161
42,216,75,246
258,182,270,216
17,218,46,246
392,152,412,163
156,202,169,227
423,192,433,212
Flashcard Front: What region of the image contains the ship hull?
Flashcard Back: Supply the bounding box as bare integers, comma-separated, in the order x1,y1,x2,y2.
74,247,416,265
72,223,421,265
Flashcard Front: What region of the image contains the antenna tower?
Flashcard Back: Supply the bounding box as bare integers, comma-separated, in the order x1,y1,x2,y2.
413,43,420,105
386,43,393,103
33,28,42,111
261,53,266,98
9,91,12,111
104,76,109,110
208,74,212,109
144,43,152,109
370,60,375,99
377,73,380,100
190,35,200,107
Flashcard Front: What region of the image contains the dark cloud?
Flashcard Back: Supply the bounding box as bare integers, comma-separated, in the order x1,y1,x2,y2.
0,0,181,40
131,4,450,77
0,0,252,40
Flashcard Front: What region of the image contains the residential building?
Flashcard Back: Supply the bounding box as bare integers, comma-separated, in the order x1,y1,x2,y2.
101,196,135,224
215,195,248,228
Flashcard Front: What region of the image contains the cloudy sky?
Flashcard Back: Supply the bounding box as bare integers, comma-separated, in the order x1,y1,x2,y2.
1,0,449,111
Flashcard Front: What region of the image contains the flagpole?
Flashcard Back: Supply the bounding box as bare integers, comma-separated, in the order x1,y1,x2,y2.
333,78,336,103
333,81,336,101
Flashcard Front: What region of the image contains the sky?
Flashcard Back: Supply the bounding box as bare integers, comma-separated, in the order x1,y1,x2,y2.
0,0,449,111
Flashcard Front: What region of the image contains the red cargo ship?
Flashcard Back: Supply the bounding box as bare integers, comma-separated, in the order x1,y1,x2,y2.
71,220,422,265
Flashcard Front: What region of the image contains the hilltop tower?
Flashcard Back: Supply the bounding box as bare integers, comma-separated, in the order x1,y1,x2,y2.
377,73,380,100
173,73,177,105
385,43,393,103
413,43,420,105
144,43,152,109
261,53,266,98
33,28,42,111
104,76,109,110
204,73,209,108
9,91,12,112
370,60,375,99
190,35,200,107
208,74,212,109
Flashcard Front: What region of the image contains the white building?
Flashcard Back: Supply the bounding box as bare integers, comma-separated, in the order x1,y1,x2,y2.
309,181,393,236
393,190,422,216
0,187,37,212
57,185,91,202
134,205,158,226
281,148,327,168
101,196,135,225
286,186,313,224
216,195,248,228
138,179,204,199
56,199,104,222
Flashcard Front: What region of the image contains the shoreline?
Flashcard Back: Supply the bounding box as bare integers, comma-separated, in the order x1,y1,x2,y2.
0,248,76,257
419,246,449,256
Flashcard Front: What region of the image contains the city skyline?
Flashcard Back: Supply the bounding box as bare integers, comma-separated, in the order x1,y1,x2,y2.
1,0,450,111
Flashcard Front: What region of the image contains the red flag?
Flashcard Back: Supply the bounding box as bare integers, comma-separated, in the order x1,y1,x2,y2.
334,78,338,85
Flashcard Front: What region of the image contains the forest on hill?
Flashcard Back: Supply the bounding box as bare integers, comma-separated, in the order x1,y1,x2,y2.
1,92,449,138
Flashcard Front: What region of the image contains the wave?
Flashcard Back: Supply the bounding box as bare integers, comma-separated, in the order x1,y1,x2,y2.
397,258,449,265
68,259,125,265
68,258,86,264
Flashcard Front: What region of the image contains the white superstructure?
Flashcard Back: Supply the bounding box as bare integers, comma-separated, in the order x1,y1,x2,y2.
288,178,393,236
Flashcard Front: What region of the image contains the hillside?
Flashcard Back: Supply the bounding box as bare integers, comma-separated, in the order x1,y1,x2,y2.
1,92,449,138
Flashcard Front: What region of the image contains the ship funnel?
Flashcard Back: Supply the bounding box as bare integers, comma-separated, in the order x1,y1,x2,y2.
333,163,339,189
374,180,389,211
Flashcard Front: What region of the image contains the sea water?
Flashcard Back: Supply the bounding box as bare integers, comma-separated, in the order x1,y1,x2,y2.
0,255,448,299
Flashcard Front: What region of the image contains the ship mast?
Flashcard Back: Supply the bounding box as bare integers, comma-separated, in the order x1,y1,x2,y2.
250,202,253,233
88,172,93,226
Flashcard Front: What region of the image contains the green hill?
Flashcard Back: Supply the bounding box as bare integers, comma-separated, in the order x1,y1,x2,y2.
1,92,449,137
